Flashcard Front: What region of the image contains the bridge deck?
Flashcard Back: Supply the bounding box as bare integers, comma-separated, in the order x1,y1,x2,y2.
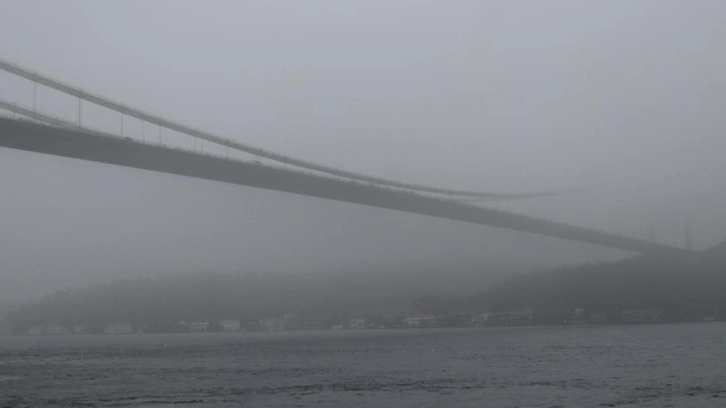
0,117,690,257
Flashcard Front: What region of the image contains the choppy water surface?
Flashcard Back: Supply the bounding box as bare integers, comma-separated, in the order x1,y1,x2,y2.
2,323,726,407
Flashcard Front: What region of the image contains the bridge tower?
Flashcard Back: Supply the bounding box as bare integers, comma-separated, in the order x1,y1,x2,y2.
684,219,693,251
647,224,656,243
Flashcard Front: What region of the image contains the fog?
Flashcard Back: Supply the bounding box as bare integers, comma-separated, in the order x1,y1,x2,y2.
1,0,726,301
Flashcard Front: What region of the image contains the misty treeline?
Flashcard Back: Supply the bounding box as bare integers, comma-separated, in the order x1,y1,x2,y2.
7,242,726,332
5,263,514,333
6,272,372,333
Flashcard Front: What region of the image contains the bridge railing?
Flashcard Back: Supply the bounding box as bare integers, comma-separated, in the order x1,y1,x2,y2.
0,105,434,198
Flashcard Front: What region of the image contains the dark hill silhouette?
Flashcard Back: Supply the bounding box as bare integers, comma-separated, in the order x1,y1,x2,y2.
465,244,726,323
9,246,725,333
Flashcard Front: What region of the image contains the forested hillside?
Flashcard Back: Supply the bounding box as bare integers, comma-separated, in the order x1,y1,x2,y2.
5,262,519,333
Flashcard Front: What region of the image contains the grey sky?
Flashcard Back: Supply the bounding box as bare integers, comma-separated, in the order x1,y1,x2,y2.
1,1,725,300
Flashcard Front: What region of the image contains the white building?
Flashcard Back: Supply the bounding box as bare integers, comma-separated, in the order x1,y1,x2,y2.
478,313,490,325
348,318,366,329
103,323,133,334
27,325,45,335
283,313,301,330
259,317,285,332
45,323,69,335
621,308,665,323
403,315,438,328
190,321,210,332
219,319,241,332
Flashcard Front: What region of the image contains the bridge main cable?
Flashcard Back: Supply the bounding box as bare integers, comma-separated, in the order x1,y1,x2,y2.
0,57,567,199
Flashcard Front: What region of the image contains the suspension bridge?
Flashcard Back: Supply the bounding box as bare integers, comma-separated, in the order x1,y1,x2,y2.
0,58,694,257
